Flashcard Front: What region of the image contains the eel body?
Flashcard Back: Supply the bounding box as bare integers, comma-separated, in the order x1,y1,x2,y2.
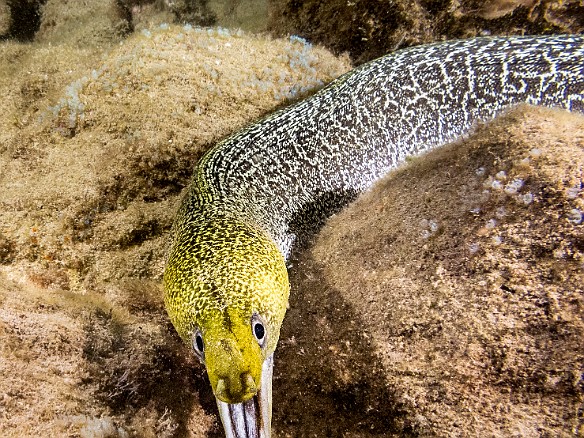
163,34,584,438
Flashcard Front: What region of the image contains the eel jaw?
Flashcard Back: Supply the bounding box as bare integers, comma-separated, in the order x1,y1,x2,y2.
216,354,273,438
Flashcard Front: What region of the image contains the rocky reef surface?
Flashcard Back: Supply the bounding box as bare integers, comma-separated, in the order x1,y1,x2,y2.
269,0,584,64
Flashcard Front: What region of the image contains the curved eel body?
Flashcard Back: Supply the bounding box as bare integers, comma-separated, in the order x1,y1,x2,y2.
164,35,584,437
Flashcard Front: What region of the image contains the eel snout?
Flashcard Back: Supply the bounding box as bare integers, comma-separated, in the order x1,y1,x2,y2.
216,354,273,438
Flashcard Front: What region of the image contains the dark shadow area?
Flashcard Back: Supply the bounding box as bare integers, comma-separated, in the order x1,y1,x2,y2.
268,0,584,65
81,304,222,436
1,0,46,41
114,0,135,34
288,189,360,251
271,248,417,437
119,0,217,28
169,0,217,27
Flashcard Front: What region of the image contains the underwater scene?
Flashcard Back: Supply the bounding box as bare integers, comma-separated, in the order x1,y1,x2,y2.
0,1,583,437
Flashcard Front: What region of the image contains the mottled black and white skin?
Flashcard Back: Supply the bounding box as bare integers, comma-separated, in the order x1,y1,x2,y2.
164,35,584,438
194,35,584,256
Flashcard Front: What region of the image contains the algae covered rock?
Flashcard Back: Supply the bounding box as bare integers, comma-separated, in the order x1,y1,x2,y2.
269,0,584,64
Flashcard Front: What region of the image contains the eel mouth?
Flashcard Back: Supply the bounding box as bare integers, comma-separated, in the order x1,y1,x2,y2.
216,354,273,438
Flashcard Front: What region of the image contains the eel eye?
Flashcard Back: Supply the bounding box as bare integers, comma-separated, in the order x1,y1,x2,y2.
251,314,266,347
192,330,205,361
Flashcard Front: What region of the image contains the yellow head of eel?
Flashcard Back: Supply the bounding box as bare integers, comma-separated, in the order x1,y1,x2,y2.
163,210,289,406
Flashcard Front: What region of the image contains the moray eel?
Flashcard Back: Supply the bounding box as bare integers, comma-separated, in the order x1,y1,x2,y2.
164,35,584,437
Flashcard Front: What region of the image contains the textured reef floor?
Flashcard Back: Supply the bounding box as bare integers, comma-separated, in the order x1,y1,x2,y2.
0,0,583,437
